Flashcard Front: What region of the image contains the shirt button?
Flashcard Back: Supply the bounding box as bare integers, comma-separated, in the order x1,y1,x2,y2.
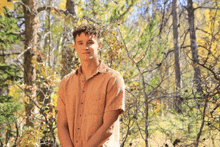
80,114,81,116
81,102,83,104
76,141,78,143
82,90,84,92
78,127,80,130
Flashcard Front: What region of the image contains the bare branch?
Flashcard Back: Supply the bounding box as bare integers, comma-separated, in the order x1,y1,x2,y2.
196,98,208,146
196,27,212,36
185,52,220,81
82,15,103,26
195,6,220,10
0,52,20,56
12,1,31,14
210,103,220,117
37,6,67,14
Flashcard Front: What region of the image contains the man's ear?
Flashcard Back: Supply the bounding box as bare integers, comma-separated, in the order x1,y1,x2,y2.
98,41,102,50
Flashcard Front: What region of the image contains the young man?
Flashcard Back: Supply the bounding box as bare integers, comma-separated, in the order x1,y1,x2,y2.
55,24,125,147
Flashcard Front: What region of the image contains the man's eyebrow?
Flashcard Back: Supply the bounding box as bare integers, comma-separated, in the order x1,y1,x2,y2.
77,41,83,43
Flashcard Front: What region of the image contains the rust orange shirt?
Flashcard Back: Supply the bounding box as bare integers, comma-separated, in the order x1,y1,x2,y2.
55,60,125,147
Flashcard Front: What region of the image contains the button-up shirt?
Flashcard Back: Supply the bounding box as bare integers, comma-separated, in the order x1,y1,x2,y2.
55,60,125,147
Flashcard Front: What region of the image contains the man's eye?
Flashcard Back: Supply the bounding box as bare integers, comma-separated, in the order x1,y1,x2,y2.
88,42,93,44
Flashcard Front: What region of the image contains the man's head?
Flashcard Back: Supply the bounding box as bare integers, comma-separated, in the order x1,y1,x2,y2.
73,24,101,43
73,24,102,61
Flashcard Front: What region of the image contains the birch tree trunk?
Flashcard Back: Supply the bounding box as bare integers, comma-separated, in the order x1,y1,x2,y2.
22,0,39,127
172,0,182,113
187,0,203,93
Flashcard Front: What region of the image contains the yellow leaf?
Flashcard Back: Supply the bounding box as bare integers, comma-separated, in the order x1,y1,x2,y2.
6,3,13,10
133,81,139,86
41,68,47,77
78,12,83,18
65,18,70,24
0,9,4,16
0,0,14,16
68,44,73,49
59,0,66,10
146,2,150,7
192,3,197,8
30,127,35,131
77,18,84,26
52,93,58,107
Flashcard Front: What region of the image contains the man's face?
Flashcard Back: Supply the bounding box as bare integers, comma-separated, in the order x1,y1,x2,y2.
74,32,101,61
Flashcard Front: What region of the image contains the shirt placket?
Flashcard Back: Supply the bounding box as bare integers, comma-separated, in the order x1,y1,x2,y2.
75,73,86,147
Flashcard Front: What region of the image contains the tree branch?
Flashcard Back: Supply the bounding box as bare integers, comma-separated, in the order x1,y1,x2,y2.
185,52,220,81
0,52,20,56
196,27,212,36
210,103,220,117
37,6,67,14
195,6,220,10
196,98,208,147
82,15,103,26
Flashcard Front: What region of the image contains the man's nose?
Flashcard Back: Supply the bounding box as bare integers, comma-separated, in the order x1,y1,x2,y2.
84,44,89,49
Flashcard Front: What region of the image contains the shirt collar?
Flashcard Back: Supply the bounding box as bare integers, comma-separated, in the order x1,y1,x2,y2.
76,60,108,75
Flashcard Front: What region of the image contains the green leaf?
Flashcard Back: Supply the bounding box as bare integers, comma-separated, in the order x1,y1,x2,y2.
2,73,8,79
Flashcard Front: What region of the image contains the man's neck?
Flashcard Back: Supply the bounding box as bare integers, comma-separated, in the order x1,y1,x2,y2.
81,58,100,78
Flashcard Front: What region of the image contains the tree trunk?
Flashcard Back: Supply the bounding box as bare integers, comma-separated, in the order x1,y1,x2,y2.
187,0,203,93
47,1,52,68
66,0,76,16
61,0,77,78
172,0,182,113
166,53,172,109
22,0,39,127
141,72,148,147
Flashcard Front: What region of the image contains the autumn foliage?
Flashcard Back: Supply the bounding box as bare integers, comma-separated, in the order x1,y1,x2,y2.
0,0,219,147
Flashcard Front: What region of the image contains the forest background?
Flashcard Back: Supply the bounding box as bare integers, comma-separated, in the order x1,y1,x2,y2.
0,0,219,147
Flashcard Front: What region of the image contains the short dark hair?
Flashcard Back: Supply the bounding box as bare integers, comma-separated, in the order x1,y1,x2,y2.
73,24,101,42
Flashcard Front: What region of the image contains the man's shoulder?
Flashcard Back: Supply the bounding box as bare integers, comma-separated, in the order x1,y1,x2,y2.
60,70,76,84
104,66,123,80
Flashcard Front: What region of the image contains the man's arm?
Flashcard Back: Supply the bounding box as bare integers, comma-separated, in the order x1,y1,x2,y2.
83,110,119,147
57,110,74,147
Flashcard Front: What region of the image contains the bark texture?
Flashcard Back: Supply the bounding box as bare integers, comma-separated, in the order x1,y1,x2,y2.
172,0,182,113
22,0,39,127
187,0,203,93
